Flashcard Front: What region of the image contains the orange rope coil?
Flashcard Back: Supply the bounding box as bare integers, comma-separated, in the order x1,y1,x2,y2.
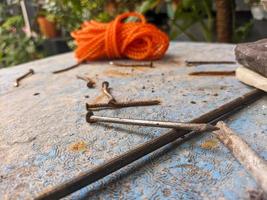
71,12,169,62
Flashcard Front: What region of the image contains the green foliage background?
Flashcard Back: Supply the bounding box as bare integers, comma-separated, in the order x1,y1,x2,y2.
0,0,254,68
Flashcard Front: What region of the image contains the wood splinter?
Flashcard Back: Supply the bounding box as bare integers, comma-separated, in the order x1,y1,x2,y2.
109,61,154,68
14,68,34,87
76,75,95,88
189,70,235,76
213,121,267,197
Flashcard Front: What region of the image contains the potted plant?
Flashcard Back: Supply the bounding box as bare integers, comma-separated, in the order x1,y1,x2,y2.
246,0,266,20
37,11,59,38
262,0,267,10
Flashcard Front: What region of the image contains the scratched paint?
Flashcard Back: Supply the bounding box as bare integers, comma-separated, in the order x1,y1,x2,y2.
0,42,266,199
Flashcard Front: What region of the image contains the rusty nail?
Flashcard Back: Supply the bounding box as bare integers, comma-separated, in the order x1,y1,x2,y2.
53,62,82,74
14,69,34,87
189,71,235,76
86,100,161,110
109,61,154,68
185,60,236,67
76,75,95,88
102,81,117,103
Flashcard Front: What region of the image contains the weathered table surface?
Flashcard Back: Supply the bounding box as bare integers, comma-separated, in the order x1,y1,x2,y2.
0,42,266,200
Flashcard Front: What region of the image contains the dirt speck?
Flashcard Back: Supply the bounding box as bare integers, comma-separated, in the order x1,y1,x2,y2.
201,139,218,150
190,101,196,104
162,188,171,197
69,141,87,152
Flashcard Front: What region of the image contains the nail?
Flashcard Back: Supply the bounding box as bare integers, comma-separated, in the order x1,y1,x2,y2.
185,60,236,66
76,75,95,88
14,69,34,87
53,62,82,74
86,100,161,110
109,61,153,67
102,81,116,103
189,71,235,76
86,110,218,132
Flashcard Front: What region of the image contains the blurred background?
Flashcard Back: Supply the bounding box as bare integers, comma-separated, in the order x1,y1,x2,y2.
1,0,267,68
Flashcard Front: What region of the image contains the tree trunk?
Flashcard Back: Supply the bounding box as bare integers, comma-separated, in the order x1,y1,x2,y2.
215,0,233,43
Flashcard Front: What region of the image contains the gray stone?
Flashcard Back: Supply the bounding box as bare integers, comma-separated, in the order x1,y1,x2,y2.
235,39,267,77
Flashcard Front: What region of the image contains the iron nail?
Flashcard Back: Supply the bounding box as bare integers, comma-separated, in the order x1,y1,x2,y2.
14,68,34,87
86,110,218,132
53,62,82,74
86,100,161,110
189,70,235,76
109,61,154,67
102,81,117,103
185,60,236,67
76,75,95,88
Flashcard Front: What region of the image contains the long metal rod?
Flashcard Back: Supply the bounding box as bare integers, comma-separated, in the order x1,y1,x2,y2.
35,89,264,200
86,110,217,132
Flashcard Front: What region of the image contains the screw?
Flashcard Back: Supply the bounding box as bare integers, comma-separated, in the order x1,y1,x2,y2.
76,75,95,88
86,110,218,132
14,69,34,87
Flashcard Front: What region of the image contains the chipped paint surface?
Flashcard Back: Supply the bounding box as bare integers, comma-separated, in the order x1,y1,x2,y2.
0,42,266,199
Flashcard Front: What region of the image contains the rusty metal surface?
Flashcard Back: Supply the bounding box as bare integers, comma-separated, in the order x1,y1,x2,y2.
0,42,266,200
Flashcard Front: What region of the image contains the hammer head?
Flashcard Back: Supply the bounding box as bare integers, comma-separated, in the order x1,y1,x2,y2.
235,39,267,78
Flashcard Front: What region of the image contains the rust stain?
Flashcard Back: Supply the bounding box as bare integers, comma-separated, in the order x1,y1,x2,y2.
162,188,172,197
69,141,87,152
104,69,132,77
169,59,183,66
201,139,219,150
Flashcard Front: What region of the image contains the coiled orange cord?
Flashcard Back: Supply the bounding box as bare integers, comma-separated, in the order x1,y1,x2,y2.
71,12,169,62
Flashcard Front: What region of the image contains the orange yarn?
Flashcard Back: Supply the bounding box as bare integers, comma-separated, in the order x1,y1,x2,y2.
71,12,169,62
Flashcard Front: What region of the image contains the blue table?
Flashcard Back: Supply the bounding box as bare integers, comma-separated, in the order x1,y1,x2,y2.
0,42,266,199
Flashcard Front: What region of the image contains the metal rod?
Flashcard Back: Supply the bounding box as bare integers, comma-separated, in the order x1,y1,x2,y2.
14,69,34,87
53,63,82,74
76,75,95,88
109,61,153,67
86,100,161,110
86,110,218,132
189,71,235,76
186,60,236,66
213,121,267,197
102,81,116,103
35,89,264,200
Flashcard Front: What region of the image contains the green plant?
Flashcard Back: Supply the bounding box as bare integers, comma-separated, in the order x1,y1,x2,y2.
0,2,44,68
